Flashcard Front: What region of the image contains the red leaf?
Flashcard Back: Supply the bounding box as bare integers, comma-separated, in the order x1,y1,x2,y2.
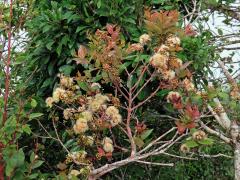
176,121,186,134
97,147,105,157
186,122,196,129
77,45,87,59
105,152,112,161
106,24,114,34
185,24,197,36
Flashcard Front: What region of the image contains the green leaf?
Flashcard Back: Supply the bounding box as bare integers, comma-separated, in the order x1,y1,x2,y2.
30,152,35,162
32,160,44,169
97,0,101,8
28,173,39,179
156,89,170,98
31,99,37,108
77,81,88,91
46,41,54,50
29,113,43,120
22,124,31,135
185,140,198,148
140,129,153,140
59,65,74,76
134,137,144,148
198,138,214,145
217,29,223,36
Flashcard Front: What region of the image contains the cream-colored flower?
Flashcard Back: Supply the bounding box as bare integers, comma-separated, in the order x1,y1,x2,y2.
81,111,93,121
45,97,54,108
73,118,89,134
69,170,80,177
182,78,195,91
102,137,114,153
60,75,74,88
111,114,122,126
63,108,75,120
175,58,183,67
106,106,122,126
150,53,168,69
158,44,170,53
162,70,175,80
91,83,101,89
139,34,151,45
166,35,181,47
89,94,110,112
180,144,190,153
192,130,206,141
106,106,119,116
52,87,65,102
95,94,110,104
85,136,94,146
166,91,181,103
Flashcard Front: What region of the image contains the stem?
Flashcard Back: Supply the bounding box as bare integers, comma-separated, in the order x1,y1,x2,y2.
2,0,13,125
234,142,240,180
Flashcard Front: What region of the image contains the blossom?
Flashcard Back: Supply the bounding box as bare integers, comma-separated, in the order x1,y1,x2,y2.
192,130,206,141
73,118,89,134
166,92,181,103
69,170,80,178
106,106,119,116
106,106,122,126
45,97,54,108
139,34,151,45
169,57,182,69
182,78,195,91
162,70,175,80
111,114,122,126
60,75,74,88
158,44,170,52
102,137,114,153
85,136,94,146
89,94,110,112
63,108,75,120
81,111,93,121
126,43,143,53
180,144,190,153
91,83,101,90
166,35,181,47
150,53,168,69
52,87,66,102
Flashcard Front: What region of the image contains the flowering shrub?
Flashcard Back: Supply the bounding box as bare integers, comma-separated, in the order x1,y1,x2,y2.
40,9,220,179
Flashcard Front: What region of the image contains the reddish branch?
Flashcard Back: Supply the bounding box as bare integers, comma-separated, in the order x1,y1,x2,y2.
2,0,13,126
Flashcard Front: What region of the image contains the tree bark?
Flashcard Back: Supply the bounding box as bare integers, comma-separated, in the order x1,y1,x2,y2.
234,142,240,180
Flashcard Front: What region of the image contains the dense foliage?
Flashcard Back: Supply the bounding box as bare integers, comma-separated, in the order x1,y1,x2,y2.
1,0,239,179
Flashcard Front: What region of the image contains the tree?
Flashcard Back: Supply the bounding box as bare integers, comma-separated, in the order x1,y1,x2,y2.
0,0,239,179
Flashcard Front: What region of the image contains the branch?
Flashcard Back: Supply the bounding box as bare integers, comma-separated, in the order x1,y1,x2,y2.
2,0,13,125
199,121,231,143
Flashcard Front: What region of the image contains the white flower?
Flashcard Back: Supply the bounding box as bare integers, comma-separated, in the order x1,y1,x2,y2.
81,111,93,121
166,35,181,47
106,106,119,116
162,70,175,80
60,75,74,88
63,108,75,120
106,106,122,126
73,118,89,134
139,34,151,45
45,97,54,108
69,170,80,178
182,78,195,91
166,91,181,103
150,53,168,69
102,137,114,153
89,94,110,112
52,87,66,102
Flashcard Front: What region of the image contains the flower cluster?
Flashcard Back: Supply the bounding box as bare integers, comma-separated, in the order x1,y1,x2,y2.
45,74,121,160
